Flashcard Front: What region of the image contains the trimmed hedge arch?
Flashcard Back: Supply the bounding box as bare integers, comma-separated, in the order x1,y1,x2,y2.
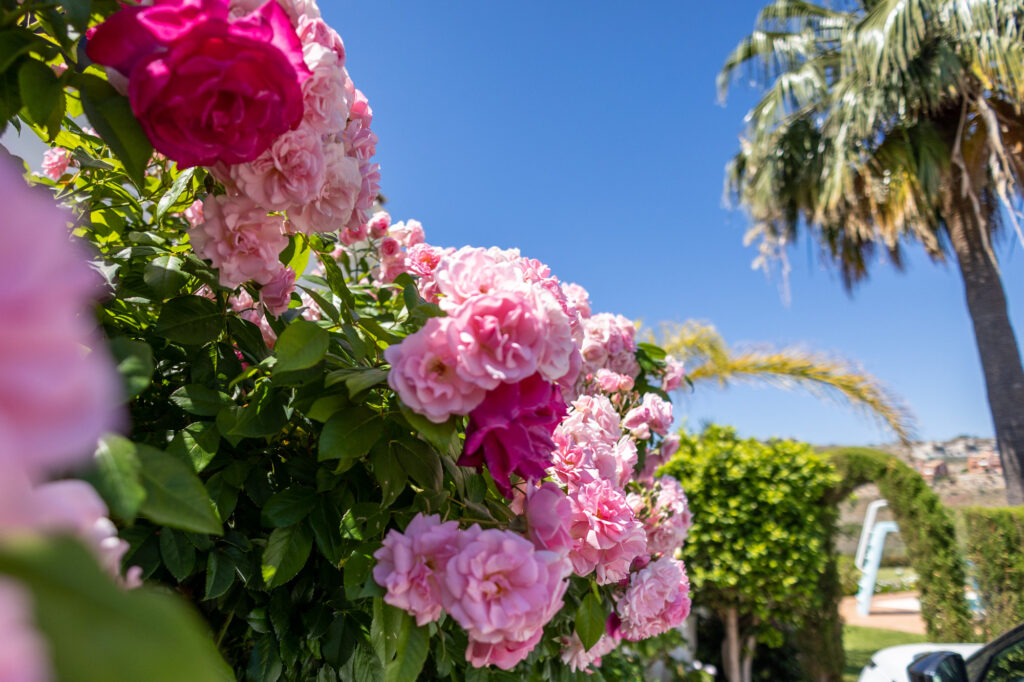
826,447,972,641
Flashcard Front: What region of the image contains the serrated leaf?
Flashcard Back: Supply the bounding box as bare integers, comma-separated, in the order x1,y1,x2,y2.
384,613,429,682
319,407,383,461
204,550,235,600
136,444,223,535
246,634,282,682
369,448,407,508
159,529,196,582
308,498,344,565
575,590,606,651
398,403,460,456
261,486,317,528
144,254,188,300
109,337,154,400
171,384,233,416
156,167,196,222
18,58,63,138
156,295,224,346
326,367,389,398
90,434,145,522
168,422,219,472
391,439,443,491
220,385,289,438
77,73,152,185
261,524,313,589
274,319,328,374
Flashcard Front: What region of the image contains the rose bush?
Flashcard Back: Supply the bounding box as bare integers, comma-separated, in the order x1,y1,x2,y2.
0,0,695,678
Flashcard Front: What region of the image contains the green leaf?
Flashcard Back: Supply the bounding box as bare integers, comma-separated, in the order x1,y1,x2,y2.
261,486,317,528
228,316,270,362
318,254,355,313
281,235,311,277
144,254,188,300
274,319,328,373
0,535,234,682
384,612,429,682
391,438,443,491
308,497,344,564
369,447,407,508
109,337,154,400
247,634,282,682
0,29,38,74
156,167,196,222
76,73,152,186
167,422,219,472
637,342,667,360
399,403,460,456
204,550,235,600
136,444,223,535
319,406,383,461
159,528,196,582
325,367,389,398
90,434,146,522
171,384,233,416
261,524,314,588
297,286,340,325
343,549,375,600
575,590,606,651
220,384,289,438
18,58,63,138
156,295,224,346
58,0,93,32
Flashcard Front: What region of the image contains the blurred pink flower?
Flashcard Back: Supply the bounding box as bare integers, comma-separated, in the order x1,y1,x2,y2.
567,479,647,584
616,556,691,641
229,290,277,348
384,318,486,423
388,220,425,248
465,629,543,671
299,44,350,133
561,282,591,319
190,195,288,288
0,578,52,682
183,199,204,227
366,211,390,239
259,266,296,316
560,631,619,674
629,476,692,557
523,481,573,556
0,164,119,479
372,514,461,626
458,374,566,498
41,147,71,180
622,393,674,440
662,355,686,392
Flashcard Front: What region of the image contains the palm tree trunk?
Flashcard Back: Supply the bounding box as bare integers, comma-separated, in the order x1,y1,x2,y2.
945,194,1024,504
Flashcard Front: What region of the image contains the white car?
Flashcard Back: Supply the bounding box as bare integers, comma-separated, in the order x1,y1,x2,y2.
859,643,983,682
859,624,1024,681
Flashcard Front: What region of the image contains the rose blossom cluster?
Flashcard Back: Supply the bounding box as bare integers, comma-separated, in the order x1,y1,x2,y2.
0,164,139,681
373,513,570,670
90,0,380,324
628,477,692,557
383,232,586,496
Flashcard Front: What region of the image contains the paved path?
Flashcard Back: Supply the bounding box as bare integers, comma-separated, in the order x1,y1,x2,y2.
839,591,926,635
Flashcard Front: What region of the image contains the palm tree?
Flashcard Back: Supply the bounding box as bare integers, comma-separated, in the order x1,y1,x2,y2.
655,320,916,443
721,0,1024,503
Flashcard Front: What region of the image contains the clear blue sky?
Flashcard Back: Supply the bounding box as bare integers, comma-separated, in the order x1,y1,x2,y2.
329,1,1024,446
4,2,1021,446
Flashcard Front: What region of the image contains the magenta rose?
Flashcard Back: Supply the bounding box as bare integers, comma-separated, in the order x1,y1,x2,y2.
86,0,310,168
458,374,567,498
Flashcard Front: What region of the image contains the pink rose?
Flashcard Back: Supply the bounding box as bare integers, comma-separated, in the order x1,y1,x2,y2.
561,282,591,318
290,142,362,234
458,374,566,498
190,194,288,288
259,266,296,316
366,211,390,239
229,123,327,210
662,355,686,392
0,164,120,480
640,433,681,480
0,578,52,682
616,556,691,641
406,243,443,277
622,393,674,440
548,440,599,492
560,631,619,674
297,16,345,59
388,220,425,248
378,237,401,258
443,526,568,664
568,479,647,584
372,514,461,626
384,318,487,423
629,476,692,557
448,292,548,390
300,44,350,133
87,0,311,168
183,198,205,227
41,147,72,180
523,482,573,556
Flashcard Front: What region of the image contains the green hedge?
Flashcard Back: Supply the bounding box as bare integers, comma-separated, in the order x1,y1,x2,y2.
961,506,1024,638
827,447,973,641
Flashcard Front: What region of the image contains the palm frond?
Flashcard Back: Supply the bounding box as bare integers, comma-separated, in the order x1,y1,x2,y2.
655,321,917,444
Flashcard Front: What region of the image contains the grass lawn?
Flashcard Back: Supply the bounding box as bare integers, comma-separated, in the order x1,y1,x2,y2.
843,625,928,681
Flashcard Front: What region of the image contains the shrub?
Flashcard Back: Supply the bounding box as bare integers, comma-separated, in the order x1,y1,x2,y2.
961,506,1024,638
